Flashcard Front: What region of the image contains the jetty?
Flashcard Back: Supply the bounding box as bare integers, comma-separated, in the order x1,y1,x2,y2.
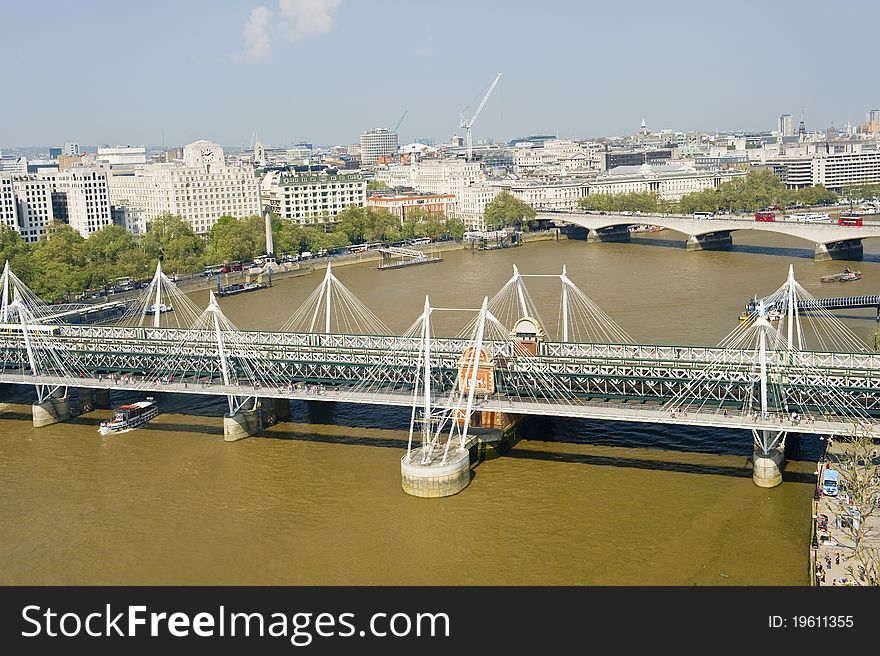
376,246,442,270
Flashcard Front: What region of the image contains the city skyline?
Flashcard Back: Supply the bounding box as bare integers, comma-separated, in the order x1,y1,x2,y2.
2,0,879,149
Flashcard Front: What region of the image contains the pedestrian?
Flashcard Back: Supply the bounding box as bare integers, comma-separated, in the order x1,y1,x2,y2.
835,552,840,566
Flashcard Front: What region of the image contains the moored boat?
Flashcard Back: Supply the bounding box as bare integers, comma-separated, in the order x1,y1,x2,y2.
98,398,159,435
143,303,173,314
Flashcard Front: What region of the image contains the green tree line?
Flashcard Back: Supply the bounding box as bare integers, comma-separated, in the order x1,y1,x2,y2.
578,170,839,214
0,207,466,302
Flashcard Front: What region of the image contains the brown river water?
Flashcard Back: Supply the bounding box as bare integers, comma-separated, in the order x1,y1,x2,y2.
4,231,878,585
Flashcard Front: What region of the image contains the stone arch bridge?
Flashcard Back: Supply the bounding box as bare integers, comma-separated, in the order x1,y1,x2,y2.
538,211,880,261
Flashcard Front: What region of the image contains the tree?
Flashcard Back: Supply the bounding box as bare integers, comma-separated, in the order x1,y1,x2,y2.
483,192,536,230
142,213,205,273
30,221,89,301
0,226,35,284
335,206,373,244
831,432,880,565
366,180,388,191
206,215,264,263
579,191,662,213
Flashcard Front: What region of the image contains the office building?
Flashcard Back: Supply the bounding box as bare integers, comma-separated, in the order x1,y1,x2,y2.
0,176,18,230
778,114,793,137
108,140,261,235
359,128,399,168
96,146,147,169
39,169,113,237
261,167,366,225
366,192,457,223
12,177,55,242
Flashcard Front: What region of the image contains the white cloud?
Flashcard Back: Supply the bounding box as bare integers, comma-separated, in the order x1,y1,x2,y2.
232,5,274,61
232,1,342,61
278,0,342,42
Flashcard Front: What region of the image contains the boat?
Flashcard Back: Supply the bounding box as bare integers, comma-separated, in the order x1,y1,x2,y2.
143,303,173,314
628,224,664,233
739,308,783,322
217,272,269,297
98,398,159,435
820,268,862,283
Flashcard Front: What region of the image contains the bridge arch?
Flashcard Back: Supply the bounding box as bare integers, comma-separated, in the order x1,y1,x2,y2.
547,212,878,262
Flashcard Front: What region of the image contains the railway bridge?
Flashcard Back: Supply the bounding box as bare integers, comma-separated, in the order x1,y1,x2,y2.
1,261,877,497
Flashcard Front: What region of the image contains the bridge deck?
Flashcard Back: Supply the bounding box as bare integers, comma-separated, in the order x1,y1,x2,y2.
0,372,869,439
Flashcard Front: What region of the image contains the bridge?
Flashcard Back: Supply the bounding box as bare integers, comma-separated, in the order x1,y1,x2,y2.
2,261,879,497
538,210,880,261
746,293,880,321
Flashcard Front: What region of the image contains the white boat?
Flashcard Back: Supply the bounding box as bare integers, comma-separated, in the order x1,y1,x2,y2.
143,303,173,314
98,399,159,435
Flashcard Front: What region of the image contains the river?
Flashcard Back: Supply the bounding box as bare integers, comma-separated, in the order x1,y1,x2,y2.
5,230,876,585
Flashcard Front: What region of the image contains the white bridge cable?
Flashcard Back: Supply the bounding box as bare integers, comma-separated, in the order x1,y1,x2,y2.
457,265,633,345
0,261,51,323
654,298,878,441
281,264,391,336
117,262,203,329
740,265,869,354
1,293,93,383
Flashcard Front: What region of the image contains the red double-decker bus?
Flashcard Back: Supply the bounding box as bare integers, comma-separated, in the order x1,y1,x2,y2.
838,216,863,226
755,211,774,222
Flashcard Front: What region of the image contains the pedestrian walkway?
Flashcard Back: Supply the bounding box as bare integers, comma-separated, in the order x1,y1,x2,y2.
812,441,879,586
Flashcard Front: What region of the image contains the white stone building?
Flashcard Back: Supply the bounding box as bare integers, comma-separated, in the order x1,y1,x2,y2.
1,176,18,231
0,157,28,175
359,128,399,167
96,146,147,169
766,149,880,190
108,140,261,235
586,163,745,200
261,169,366,225
39,169,113,237
12,177,55,242
376,159,489,228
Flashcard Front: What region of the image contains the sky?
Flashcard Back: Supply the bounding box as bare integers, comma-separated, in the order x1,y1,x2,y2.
2,0,879,150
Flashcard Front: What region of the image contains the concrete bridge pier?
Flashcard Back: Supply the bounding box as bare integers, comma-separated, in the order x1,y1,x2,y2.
752,431,785,488
814,239,863,262
77,388,112,414
401,446,471,498
32,393,71,428
77,388,95,414
587,225,631,244
94,388,111,409
263,397,290,426
686,231,733,252
752,447,784,488
223,404,263,442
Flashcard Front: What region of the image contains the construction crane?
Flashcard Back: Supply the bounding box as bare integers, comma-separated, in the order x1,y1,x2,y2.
392,109,408,134
459,72,502,161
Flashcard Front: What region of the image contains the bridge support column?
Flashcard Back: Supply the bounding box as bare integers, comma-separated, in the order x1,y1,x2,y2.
77,388,95,414
77,388,111,414
94,388,111,409
401,446,471,498
814,239,863,262
587,226,631,244
686,232,733,252
32,393,71,428
263,397,290,426
752,446,784,488
223,405,263,442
